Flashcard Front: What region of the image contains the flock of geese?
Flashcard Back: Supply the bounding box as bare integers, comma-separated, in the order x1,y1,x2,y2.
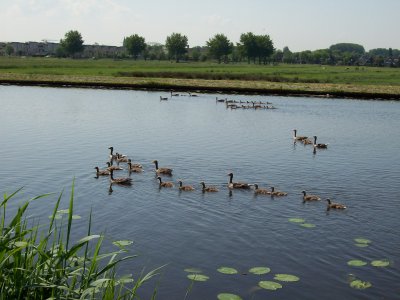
94,140,346,211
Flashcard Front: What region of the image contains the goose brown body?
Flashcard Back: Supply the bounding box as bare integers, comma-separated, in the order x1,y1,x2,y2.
157,177,174,188
302,190,321,202
313,136,328,148
200,182,219,192
326,198,346,210
178,180,195,191
293,129,308,141
106,162,123,171
227,173,251,189
253,184,271,195
109,170,132,185
270,186,288,196
152,160,173,175
94,167,110,176
128,162,143,173
127,159,142,169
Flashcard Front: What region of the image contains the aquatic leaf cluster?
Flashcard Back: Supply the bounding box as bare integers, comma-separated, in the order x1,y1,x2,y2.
185,265,299,297
288,217,316,228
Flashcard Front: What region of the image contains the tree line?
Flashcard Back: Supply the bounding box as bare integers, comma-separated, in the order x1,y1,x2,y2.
6,30,400,67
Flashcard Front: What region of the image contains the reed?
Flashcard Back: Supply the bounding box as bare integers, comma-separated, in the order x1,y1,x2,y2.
0,180,161,299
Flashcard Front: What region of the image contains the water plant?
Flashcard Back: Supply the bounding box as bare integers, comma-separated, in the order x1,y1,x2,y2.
258,281,283,291
0,182,161,299
217,267,238,275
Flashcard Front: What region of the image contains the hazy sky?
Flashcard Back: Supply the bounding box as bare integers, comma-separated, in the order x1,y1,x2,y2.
1,0,399,51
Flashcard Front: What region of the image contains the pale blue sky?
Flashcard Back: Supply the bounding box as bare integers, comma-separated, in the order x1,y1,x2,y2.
1,0,399,51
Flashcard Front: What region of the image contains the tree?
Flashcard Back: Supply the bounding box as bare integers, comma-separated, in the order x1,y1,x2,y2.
5,44,14,56
206,34,233,63
255,35,274,64
165,33,188,62
238,32,258,63
329,43,365,55
123,34,146,60
59,30,84,58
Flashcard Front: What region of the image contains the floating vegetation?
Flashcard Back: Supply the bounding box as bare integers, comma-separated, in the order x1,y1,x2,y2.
347,260,367,267
258,281,283,291
249,267,271,275
112,240,134,247
288,218,305,223
371,259,390,267
72,214,81,219
187,274,210,282
49,214,62,220
300,223,316,228
217,293,243,300
354,238,371,246
217,267,238,275
184,268,203,273
274,274,300,282
350,279,372,289
57,209,70,214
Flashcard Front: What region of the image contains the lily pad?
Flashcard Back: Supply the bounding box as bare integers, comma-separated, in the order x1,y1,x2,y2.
112,240,133,247
371,260,390,267
249,267,271,275
274,274,300,282
300,223,316,228
350,279,372,289
354,238,371,244
217,267,238,275
49,214,62,220
184,268,202,273
347,260,367,267
355,243,369,248
217,293,243,300
187,274,209,282
72,215,81,220
289,218,305,223
57,209,70,214
258,281,283,290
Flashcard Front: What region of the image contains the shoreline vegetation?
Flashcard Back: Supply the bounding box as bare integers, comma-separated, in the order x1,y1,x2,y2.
0,182,160,299
1,57,399,100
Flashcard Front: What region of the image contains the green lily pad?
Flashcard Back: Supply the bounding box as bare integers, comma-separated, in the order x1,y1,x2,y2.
187,274,209,282
347,260,367,267
217,293,243,300
274,274,300,282
355,243,369,248
258,281,283,290
217,267,238,275
354,238,371,244
72,215,81,220
112,240,133,247
49,214,62,220
350,279,372,289
184,268,202,273
249,267,271,275
371,260,390,267
289,218,305,223
57,209,70,214
300,223,316,228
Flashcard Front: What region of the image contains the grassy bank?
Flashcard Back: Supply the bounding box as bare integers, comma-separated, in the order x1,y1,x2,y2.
1,57,399,99
0,182,160,299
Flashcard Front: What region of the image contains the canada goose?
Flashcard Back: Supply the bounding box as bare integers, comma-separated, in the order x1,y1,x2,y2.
270,187,288,196
188,92,198,97
227,173,251,189
253,184,271,195
109,147,127,160
178,180,195,191
313,136,328,148
302,138,313,145
109,169,132,185
216,97,226,102
116,153,129,163
326,198,346,210
302,190,321,202
128,162,143,173
152,160,173,175
170,91,179,97
106,162,123,171
200,182,219,192
127,159,142,169
160,96,168,101
157,176,174,188
94,167,110,176
293,129,308,141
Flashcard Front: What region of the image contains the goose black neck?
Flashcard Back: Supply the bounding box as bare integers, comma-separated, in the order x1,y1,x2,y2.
228,174,233,184
154,160,159,169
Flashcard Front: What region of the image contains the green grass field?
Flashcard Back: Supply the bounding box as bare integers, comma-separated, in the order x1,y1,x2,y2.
1,57,399,98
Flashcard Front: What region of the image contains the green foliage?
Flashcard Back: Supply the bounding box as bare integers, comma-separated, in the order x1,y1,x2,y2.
5,44,14,56
59,30,84,58
206,34,233,63
165,33,188,62
123,34,146,60
238,32,274,64
330,43,365,55
0,184,160,299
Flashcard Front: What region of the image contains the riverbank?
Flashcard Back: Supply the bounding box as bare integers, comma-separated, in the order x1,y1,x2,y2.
1,57,399,99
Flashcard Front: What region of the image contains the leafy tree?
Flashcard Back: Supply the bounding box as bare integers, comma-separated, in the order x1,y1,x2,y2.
329,43,365,55
190,46,202,62
165,33,188,62
5,44,14,56
238,32,258,63
123,34,146,60
255,35,274,64
59,30,84,58
206,34,233,63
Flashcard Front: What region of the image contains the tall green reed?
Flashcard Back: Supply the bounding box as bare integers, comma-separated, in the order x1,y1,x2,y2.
0,181,161,299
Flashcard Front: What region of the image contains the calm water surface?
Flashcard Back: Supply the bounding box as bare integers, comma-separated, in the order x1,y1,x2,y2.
1,86,400,299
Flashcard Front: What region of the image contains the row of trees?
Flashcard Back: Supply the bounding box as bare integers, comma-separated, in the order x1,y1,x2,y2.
12,30,400,67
